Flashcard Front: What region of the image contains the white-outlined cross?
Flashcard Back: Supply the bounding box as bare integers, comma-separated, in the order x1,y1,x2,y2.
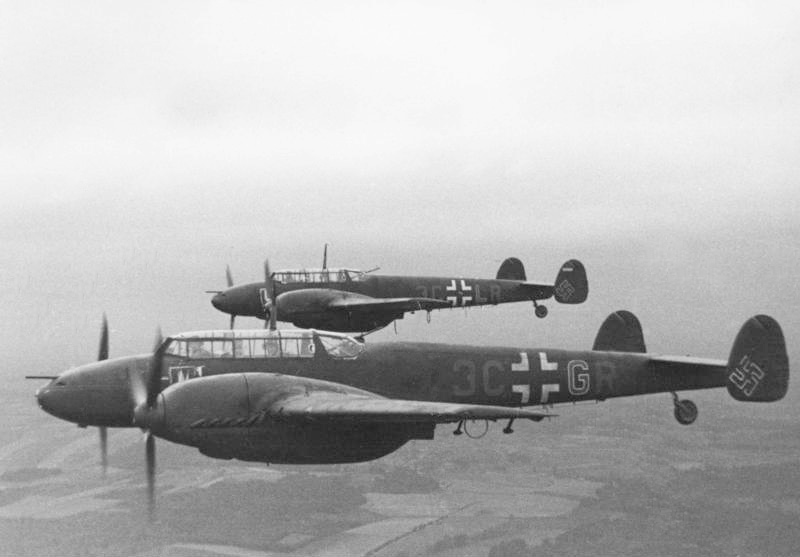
445,279,473,306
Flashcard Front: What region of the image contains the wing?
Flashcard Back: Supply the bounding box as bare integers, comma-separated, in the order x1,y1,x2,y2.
268,391,554,423
328,296,452,313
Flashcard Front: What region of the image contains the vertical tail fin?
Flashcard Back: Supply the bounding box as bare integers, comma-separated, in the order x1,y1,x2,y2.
727,315,789,402
592,310,646,352
554,259,588,304
496,257,526,281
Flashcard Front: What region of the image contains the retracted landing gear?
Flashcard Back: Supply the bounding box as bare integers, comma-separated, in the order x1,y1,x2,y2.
534,301,548,319
671,392,698,425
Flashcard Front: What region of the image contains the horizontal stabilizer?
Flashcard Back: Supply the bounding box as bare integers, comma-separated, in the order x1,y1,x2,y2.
553,259,588,304
497,257,526,281
726,315,789,402
593,310,646,352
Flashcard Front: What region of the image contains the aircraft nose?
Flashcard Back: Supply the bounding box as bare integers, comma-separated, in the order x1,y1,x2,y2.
35,383,62,418
211,292,226,311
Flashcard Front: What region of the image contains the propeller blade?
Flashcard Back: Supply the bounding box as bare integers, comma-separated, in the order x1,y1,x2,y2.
146,342,167,408
98,314,109,361
97,315,110,476
264,259,277,331
152,326,163,352
322,243,328,270
99,426,108,477
229,314,236,330
145,431,156,518
225,264,234,288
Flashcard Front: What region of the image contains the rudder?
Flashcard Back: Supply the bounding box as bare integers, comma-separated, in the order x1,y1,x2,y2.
554,259,588,304
727,315,789,402
592,310,646,352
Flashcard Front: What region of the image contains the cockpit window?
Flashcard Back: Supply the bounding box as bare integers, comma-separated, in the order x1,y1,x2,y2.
318,334,364,359
166,329,355,360
232,339,249,358
187,340,213,359
252,337,281,358
345,270,365,282
212,339,233,358
272,268,364,284
165,340,187,357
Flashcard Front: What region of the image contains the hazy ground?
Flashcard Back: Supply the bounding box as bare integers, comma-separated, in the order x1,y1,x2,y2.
3,370,799,557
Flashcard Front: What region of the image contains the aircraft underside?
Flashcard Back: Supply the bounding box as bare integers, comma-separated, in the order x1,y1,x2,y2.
289,311,399,334
181,421,433,464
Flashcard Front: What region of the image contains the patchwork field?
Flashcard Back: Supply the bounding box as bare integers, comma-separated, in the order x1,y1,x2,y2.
3,379,799,556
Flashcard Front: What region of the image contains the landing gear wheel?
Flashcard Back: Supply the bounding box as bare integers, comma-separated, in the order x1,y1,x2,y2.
534,304,548,319
673,399,698,425
464,420,489,439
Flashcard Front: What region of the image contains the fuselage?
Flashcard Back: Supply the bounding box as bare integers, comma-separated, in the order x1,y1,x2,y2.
36,329,727,430
157,342,726,405
212,275,546,322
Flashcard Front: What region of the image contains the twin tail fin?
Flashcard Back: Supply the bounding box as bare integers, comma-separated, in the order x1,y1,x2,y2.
726,315,788,402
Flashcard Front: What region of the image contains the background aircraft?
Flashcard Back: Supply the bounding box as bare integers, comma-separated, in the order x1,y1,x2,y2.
33,309,789,512
210,250,588,332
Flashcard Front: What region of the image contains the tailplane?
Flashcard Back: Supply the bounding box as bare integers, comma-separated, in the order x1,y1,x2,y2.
553,259,588,304
727,315,789,402
593,310,646,352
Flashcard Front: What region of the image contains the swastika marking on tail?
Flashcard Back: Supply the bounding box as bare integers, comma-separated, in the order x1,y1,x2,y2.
729,355,765,397
555,279,575,301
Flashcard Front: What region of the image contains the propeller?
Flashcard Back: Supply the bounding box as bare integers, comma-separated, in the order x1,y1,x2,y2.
145,431,155,517
322,243,328,270
226,265,236,329
99,426,108,477
129,328,168,518
153,326,163,352
98,314,109,361
98,314,109,476
264,259,277,330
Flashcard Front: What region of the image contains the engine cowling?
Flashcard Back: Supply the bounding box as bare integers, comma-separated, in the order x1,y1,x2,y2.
278,289,396,332
149,373,417,464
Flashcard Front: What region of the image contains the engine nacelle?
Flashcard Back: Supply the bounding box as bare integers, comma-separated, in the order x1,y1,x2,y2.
279,289,396,332
150,373,426,464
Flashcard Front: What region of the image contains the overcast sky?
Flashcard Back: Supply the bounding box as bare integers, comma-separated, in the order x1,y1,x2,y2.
1,1,799,387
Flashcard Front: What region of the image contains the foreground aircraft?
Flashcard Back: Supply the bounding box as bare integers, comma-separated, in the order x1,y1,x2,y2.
33,310,789,510
209,253,588,332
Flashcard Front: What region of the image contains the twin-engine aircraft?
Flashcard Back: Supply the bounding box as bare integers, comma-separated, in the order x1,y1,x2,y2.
33,310,789,510
209,254,588,332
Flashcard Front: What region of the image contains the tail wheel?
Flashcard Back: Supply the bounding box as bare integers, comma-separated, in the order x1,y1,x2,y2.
534,304,548,319
673,398,698,425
